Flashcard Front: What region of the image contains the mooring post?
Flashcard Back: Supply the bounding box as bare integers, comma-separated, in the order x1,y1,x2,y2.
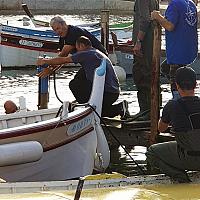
149,21,162,145
101,10,109,51
37,64,49,109
74,177,85,200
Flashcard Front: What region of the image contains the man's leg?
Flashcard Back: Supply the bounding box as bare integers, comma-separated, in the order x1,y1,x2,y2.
69,68,92,103
146,141,191,183
132,56,151,119
101,92,120,118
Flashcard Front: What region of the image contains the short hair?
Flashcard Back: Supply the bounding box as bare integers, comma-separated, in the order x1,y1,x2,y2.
76,36,92,47
50,16,66,27
175,66,196,90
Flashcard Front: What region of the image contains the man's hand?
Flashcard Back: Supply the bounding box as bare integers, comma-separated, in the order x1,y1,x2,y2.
36,58,47,66
151,10,161,20
37,67,54,78
133,42,143,57
37,65,62,78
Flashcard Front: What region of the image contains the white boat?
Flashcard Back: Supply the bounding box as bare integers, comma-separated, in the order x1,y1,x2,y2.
0,59,110,182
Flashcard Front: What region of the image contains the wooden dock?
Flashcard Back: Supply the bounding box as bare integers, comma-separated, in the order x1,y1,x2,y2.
102,117,174,149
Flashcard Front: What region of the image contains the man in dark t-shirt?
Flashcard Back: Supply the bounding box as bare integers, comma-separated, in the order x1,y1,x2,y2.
50,16,107,56
37,36,129,119
146,66,200,183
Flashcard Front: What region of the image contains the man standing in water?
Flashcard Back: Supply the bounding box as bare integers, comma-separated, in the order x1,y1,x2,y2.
132,0,159,120
151,0,198,99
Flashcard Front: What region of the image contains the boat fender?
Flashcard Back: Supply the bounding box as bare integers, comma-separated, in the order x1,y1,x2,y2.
0,141,43,167
94,122,110,171
113,65,126,83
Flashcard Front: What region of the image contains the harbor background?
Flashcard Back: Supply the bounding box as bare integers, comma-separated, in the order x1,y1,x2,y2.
0,0,170,15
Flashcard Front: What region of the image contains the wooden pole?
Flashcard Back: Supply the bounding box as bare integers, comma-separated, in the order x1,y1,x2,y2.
149,21,162,145
101,10,109,51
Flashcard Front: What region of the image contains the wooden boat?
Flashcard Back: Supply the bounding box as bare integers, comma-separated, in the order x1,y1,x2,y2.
111,36,200,77
0,59,110,182
0,22,132,68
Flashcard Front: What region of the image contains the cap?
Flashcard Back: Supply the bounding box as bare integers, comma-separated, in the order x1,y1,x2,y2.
175,66,196,90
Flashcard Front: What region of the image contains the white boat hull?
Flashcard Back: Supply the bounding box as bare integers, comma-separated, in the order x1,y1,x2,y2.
0,59,110,182
1,45,57,67
0,109,97,182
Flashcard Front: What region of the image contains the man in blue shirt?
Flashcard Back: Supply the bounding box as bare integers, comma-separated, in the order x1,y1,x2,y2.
151,0,198,99
37,36,129,119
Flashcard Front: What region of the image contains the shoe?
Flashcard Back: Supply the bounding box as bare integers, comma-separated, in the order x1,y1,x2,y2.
120,100,131,120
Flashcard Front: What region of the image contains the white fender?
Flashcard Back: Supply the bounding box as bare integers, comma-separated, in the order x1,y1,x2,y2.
113,65,126,83
0,141,43,166
94,122,110,171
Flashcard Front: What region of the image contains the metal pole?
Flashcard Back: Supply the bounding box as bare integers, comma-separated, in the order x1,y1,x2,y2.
149,21,162,145
74,177,85,200
37,64,49,109
101,10,109,51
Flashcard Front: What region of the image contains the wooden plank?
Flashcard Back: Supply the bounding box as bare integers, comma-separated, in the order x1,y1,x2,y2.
149,21,162,144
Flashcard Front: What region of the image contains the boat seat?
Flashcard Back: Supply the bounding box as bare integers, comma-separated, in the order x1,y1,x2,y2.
0,108,59,130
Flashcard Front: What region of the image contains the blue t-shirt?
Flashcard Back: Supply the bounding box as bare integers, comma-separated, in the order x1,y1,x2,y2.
165,0,198,64
71,48,120,94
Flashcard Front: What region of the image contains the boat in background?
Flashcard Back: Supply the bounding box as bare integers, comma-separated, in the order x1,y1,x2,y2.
0,22,132,68
0,59,110,182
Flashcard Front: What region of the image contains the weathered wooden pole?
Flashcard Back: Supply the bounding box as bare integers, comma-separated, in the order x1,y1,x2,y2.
101,10,109,51
149,21,162,145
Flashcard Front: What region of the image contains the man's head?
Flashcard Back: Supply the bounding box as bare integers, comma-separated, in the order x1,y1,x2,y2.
76,36,92,51
175,66,196,90
50,16,68,37
4,100,18,114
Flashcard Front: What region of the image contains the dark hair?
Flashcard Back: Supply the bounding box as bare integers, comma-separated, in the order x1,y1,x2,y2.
175,66,196,90
76,36,92,47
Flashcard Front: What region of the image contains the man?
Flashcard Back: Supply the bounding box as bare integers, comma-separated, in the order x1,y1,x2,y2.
151,0,198,99
37,36,129,119
146,66,200,183
4,100,18,114
132,0,159,120
50,16,107,57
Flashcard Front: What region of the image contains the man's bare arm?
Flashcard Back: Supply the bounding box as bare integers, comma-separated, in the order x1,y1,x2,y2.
58,45,75,57
158,118,169,132
151,11,175,31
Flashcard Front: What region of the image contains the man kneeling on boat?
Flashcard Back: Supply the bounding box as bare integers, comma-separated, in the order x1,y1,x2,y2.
146,66,200,183
37,36,130,119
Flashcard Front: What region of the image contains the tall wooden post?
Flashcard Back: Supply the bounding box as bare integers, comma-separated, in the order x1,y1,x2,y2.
149,21,162,145
101,10,109,51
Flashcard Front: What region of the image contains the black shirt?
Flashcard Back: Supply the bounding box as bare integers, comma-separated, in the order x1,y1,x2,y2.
161,96,200,132
59,25,107,55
